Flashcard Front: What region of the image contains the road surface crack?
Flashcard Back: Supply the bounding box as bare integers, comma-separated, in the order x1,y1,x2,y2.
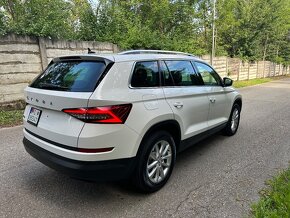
168,184,204,217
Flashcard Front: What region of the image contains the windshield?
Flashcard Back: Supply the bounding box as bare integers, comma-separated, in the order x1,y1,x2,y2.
30,61,106,92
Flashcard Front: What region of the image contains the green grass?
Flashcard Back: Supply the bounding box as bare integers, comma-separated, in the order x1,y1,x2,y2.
233,78,273,88
233,75,290,88
0,110,23,128
251,167,290,218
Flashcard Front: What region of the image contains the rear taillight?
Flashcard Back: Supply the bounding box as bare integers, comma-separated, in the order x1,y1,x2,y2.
62,104,132,124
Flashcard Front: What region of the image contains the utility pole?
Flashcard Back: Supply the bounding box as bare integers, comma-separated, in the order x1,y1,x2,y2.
262,34,268,78
211,0,216,65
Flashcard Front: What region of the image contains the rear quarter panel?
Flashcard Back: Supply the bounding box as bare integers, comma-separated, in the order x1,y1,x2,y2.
88,61,175,157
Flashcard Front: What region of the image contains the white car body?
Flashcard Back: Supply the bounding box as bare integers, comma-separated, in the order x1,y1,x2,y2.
23,50,242,189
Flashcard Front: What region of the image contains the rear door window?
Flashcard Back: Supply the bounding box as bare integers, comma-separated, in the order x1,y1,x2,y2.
131,61,159,87
164,60,202,86
30,61,106,92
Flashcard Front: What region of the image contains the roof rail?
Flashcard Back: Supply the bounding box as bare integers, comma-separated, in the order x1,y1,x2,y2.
118,50,196,57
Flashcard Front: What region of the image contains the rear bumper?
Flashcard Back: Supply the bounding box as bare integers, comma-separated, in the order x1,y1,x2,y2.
23,137,137,181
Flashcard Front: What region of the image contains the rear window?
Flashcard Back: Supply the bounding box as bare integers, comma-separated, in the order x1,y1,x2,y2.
30,61,106,92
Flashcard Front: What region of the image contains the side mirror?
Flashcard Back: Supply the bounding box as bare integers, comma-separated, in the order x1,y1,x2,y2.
223,77,233,87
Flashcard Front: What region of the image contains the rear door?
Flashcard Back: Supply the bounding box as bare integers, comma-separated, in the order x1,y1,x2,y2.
161,60,210,140
24,57,112,148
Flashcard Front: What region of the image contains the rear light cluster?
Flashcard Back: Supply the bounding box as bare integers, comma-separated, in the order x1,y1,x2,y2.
62,104,132,124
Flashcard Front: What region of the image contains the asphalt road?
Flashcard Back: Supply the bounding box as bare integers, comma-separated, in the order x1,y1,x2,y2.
1,78,290,218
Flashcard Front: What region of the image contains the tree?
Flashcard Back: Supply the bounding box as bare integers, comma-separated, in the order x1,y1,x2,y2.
0,0,289,63
0,0,74,38
216,0,290,62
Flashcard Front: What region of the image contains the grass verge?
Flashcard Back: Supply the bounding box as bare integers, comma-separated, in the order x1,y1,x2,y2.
251,167,290,218
233,78,273,88
0,110,23,128
233,75,290,88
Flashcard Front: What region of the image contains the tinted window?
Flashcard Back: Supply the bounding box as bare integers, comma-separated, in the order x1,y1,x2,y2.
164,60,201,86
195,62,221,86
131,61,159,87
31,61,106,92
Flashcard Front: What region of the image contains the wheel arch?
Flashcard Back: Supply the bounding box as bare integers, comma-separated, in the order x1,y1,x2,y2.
136,120,181,157
233,97,242,110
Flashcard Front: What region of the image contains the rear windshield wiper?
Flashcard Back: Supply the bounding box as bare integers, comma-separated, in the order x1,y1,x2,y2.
38,83,69,91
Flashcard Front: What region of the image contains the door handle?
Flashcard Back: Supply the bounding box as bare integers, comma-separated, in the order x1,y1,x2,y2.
209,98,216,103
173,102,183,109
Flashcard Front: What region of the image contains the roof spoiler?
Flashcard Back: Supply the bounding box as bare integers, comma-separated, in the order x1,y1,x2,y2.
52,55,113,66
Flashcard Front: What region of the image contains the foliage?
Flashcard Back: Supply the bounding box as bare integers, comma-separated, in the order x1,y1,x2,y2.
0,0,289,64
0,0,73,38
217,0,290,62
251,167,290,218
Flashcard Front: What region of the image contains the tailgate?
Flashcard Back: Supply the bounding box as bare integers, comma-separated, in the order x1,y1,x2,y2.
24,87,91,148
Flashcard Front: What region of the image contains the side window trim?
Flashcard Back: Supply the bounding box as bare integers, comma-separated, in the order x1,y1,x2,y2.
189,61,204,86
192,61,223,87
161,60,175,86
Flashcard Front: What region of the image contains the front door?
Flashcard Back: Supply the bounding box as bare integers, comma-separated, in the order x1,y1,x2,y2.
193,61,232,128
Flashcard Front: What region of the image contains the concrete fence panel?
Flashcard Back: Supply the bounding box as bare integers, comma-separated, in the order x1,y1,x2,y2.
249,62,258,80
264,61,271,77
257,61,264,78
239,62,249,81
0,34,119,107
227,58,239,81
212,56,227,78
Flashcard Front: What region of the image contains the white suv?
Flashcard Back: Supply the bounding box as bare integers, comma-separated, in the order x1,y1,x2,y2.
23,50,242,192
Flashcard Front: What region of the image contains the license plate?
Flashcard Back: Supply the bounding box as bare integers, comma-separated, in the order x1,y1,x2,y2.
27,107,42,126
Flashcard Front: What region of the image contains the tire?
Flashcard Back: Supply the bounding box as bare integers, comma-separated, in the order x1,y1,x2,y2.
223,103,241,136
133,130,176,193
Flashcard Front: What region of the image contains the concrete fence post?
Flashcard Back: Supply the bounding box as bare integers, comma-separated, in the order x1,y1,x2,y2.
112,44,119,53
247,62,250,80
226,57,228,76
38,38,48,70
256,61,258,78
237,61,240,81
262,61,265,78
